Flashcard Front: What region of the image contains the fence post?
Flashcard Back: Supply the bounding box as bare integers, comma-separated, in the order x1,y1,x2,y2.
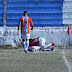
3,0,7,26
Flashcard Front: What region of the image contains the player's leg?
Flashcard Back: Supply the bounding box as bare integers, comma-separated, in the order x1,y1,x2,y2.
44,43,52,49
22,39,26,50
22,39,28,53
19,39,22,44
44,48,53,51
44,42,55,51
26,39,29,50
21,33,28,53
44,42,55,49
39,45,53,51
25,34,30,52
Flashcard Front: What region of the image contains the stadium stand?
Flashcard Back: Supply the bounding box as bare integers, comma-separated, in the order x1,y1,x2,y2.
0,0,3,26
7,0,64,26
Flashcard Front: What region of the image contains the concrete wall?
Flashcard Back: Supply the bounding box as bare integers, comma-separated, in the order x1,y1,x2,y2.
0,27,72,47
1,0,72,47
63,0,72,24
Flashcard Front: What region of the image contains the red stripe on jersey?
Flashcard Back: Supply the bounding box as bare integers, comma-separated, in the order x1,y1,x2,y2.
29,39,35,45
30,41,39,46
29,37,39,46
19,17,32,34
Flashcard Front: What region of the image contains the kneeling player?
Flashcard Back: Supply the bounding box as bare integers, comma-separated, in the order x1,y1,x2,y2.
28,37,55,52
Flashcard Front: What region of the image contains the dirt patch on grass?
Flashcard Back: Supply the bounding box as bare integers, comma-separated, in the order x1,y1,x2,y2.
0,45,22,49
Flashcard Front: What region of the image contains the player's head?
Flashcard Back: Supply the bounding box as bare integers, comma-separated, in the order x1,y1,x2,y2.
24,11,28,16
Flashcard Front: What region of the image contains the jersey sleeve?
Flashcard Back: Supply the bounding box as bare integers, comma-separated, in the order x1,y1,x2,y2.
29,17,32,23
19,17,23,22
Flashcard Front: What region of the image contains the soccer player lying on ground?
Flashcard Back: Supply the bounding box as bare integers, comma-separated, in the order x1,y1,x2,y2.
17,11,34,53
19,37,55,52
28,37,55,52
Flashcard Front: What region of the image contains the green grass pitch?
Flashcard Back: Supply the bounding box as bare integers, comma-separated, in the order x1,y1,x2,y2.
0,46,72,72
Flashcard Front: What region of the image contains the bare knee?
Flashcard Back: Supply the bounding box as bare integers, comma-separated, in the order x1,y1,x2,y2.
26,39,29,41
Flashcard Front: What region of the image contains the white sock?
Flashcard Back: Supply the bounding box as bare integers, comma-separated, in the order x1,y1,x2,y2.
44,49,51,51
44,43,52,49
26,40,29,50
22,41,26,50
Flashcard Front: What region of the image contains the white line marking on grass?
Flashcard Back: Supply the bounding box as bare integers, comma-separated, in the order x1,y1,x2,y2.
62,38,72,72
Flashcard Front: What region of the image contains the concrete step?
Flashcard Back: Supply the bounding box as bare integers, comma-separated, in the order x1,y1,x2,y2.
64,0,72,1
63,0,72,25
63,1,72,6
63,18,72,24
63,12,72,18
63,8,72,12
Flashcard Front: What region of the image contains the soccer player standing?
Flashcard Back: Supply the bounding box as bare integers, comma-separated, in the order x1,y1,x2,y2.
18,11,34,53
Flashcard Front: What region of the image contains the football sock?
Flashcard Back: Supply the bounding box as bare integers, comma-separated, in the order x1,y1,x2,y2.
44,49,51,51
26,40,29,50
22,41,26,50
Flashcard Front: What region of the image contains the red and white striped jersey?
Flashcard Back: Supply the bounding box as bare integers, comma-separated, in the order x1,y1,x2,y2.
19,16,32,34
29,37,46,47
29,37,40,46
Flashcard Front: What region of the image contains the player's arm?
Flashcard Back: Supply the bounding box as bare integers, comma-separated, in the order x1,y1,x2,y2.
30,18,34,30
31,22,34,30
17,17,22,35
17,21,21,35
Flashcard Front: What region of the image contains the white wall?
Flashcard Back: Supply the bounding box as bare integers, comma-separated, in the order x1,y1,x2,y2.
0,27,72,47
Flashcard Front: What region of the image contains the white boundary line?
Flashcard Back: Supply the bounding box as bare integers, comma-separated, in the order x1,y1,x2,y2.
62,35,72,72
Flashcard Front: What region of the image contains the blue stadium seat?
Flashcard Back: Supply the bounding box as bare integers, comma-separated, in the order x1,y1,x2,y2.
0,2,2,7
0,0,2,2
7,13,62,19
0,5,3,13
0,13,2,19
7,23,64,27
7,7,62,13
7,0,63,2
0,19,3,26
7,2,63,7
7,19,62,25
0,2,3,26
7,0,64,27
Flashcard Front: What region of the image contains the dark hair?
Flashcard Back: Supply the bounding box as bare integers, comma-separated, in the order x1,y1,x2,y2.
29,39,33,42
24,11,27,16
